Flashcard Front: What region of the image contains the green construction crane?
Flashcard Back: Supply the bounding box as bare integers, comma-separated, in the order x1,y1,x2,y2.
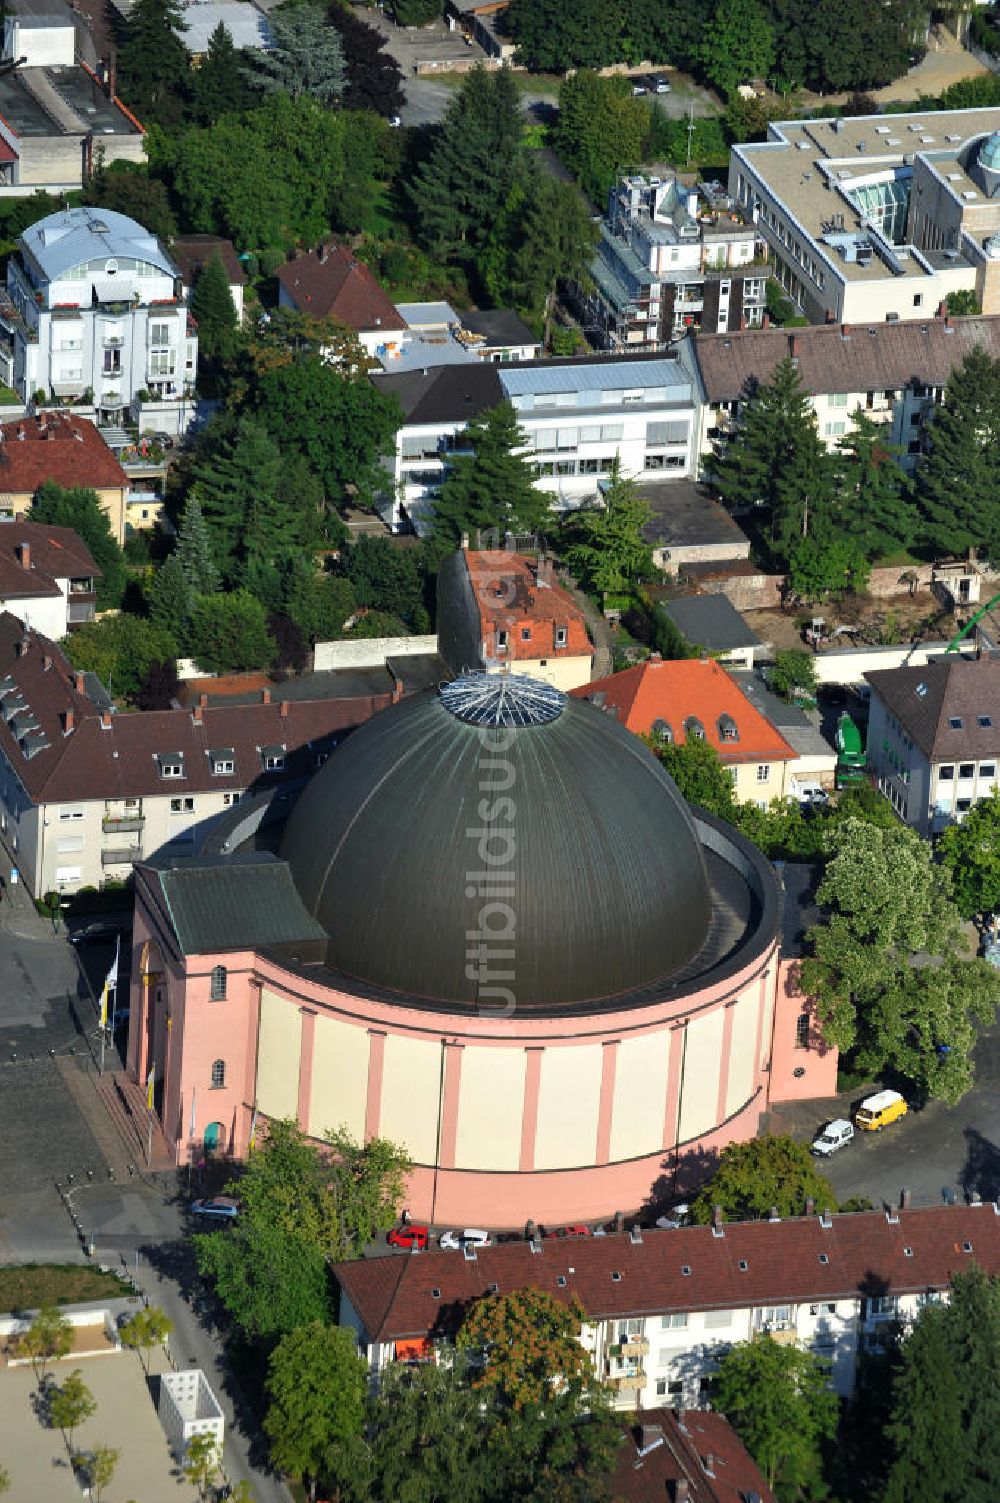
946,592,1000,653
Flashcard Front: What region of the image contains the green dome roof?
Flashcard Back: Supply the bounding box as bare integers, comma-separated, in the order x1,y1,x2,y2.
280,674,713,1008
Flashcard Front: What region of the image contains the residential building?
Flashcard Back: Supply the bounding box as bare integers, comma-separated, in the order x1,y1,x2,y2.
732,669,838,790
573,657,796,804
660,594,763,669
333,1202,999,1405
0,521,98,634
729,108,1000,326
0,208,197,432
865,652,1000,832
0,612,400,895
682,314,1000,470
377,352,699,534
275,243,407,356
437,545,594,691
453,308,540,362
608,1409,777,1503
588,174,767,350
373,303,540,374
0,412,130,543
170,235,247,324
0,0,144,195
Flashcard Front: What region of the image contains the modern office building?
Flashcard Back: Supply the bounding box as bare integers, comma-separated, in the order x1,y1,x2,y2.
730,108,1000,325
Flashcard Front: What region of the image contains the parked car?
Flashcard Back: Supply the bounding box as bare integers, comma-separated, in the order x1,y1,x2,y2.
388,1224,429,1250
790,781,830,808
631,79,648,95
545,1224,591,1238
651,75,672,92
70,923,126,945
439,1227,492,1250
855,1089,907,1132
190,1196,240,1219
811,1119,854,1156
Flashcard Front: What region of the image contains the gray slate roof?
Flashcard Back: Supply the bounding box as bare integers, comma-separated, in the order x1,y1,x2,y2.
459,308,538,347
22,209,176,283
663,594,761,653
149,855,325,955
373,363,503,425
690,314,1000,403
638,479,751,553
865,654,1000,761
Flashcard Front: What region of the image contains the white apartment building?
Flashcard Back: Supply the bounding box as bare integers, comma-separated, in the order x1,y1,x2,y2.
0,613,396,895
375,353,699,534
334,1201,1000,1408
865,653,1000,834
730,108,1000,327
588,174,766,350
680,312,1000,471
0,521,98,636
0,208,197,433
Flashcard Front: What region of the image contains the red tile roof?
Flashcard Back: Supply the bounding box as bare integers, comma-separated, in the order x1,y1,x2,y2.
572,658,795,765
333,1204,1000,1342
0,613,394,803
464,551,592,662
0,414,129,496
275,244,406,332
0,522,98,600
609,1409,777,1503
170,235,247,288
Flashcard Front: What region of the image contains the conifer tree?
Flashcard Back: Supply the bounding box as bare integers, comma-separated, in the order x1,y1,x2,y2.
149,555,192,645
713,357,832,563
832,410,916,558
432,402,549,552
247,3,346,104
117,0,190,125
916,347,1000,559
190,21,257,123
885,1305,968,1503
191,253,239,364
174,494,219,596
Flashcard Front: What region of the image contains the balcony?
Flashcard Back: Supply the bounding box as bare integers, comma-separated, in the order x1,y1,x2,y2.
620,1338,650,1358
607,1370,646,1392
102,846,141,866
67,601,96,626
761,1326,799,1346
102,814,144,834
103,336,125,349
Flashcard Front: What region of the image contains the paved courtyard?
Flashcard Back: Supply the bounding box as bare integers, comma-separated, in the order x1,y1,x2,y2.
0,1346,191,1502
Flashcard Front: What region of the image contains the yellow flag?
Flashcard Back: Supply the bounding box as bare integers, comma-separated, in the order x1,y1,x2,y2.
146,1064,155,1111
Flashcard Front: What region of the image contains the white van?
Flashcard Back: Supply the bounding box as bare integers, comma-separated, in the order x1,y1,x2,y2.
811,1119,854,1156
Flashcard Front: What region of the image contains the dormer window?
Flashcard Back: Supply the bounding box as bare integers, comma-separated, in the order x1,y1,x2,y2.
157,753,185,780
208,747,235,776
260,745,286,772
684,717,705,741
496,630,508,653
521,627,532,642
555,626,568,648
718,714,739,743
652,718,673,743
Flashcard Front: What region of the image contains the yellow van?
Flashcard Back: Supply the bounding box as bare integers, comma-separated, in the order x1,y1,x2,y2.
855,1089,907,1132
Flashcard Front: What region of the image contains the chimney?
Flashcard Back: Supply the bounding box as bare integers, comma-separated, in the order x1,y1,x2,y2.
806,1196,815,1216
840,323,850,338
318,243,328,264
676,1481,690,1502
60,707,74,734
790,334,800,358
761,310,770,328
42,654,51,672
944,315,953,331
703,1454,715,1477
900,1188,911,1210
769,1206,781,1222
192,703,202,725
460,532,470,551
261,689,271,705
17,541,29,570
649,651,662,663
279,699,289,718
825,307,835,323
938,300,947,318
100,711,112,730
108,51,116,99
199,693,209,708
392,677,404,704
74,671,86,693
712,1204,723,1230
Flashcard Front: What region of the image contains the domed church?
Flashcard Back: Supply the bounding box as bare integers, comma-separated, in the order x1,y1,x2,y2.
126,674,832,1224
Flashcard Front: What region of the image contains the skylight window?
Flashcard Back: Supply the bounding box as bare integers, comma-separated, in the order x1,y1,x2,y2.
949,717,963,729
979,716,992,728
915,683,928,699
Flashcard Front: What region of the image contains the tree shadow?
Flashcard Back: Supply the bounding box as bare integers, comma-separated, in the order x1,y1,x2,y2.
961,1126,1000,1202
640,1145,720,1222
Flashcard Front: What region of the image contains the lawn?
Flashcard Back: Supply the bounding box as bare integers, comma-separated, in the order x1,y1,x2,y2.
433,68,563,97
0,1263,130,1313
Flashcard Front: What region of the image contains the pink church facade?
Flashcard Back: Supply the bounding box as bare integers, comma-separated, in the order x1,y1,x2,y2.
127,867,837,1228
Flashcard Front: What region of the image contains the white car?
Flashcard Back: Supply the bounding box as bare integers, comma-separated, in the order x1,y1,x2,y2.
652,76,672,93
810,1120,854,1156
791,781,830,807
439,1228,492,1250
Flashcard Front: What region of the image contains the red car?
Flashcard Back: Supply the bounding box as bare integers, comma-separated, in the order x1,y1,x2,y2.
388,1224,429,1250
545,1224,591,1239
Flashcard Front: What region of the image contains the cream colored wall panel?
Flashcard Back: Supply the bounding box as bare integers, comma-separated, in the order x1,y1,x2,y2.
455,1047,525,1171
308,1016,370,1141
257,987,302,1121
534,1044,603,1170
677,1010,724,1142
760,972,775,1072
725,995,758,1119
609,1032,670,1162
379,1034,441,1164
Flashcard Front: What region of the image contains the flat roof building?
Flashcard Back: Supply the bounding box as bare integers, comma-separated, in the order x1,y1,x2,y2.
730,108,1000,325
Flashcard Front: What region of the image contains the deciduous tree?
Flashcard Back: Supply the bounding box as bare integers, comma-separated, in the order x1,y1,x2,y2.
330,6,404,116
457,1288,596,1410
119,1307,173,1374
86,1444,120,1503
341,536,428,629
553,71,649,205
194,1216,331,1343
17,1305,72,1383
187,591,276,674
690,1135,838,1222
64,615,178,704
559,466,652,595
713,1336,837,1495
940,789,1000,919
182,1432,221,1500
85,162,177,242
50,1370,97,1452
265,1323,367,1502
